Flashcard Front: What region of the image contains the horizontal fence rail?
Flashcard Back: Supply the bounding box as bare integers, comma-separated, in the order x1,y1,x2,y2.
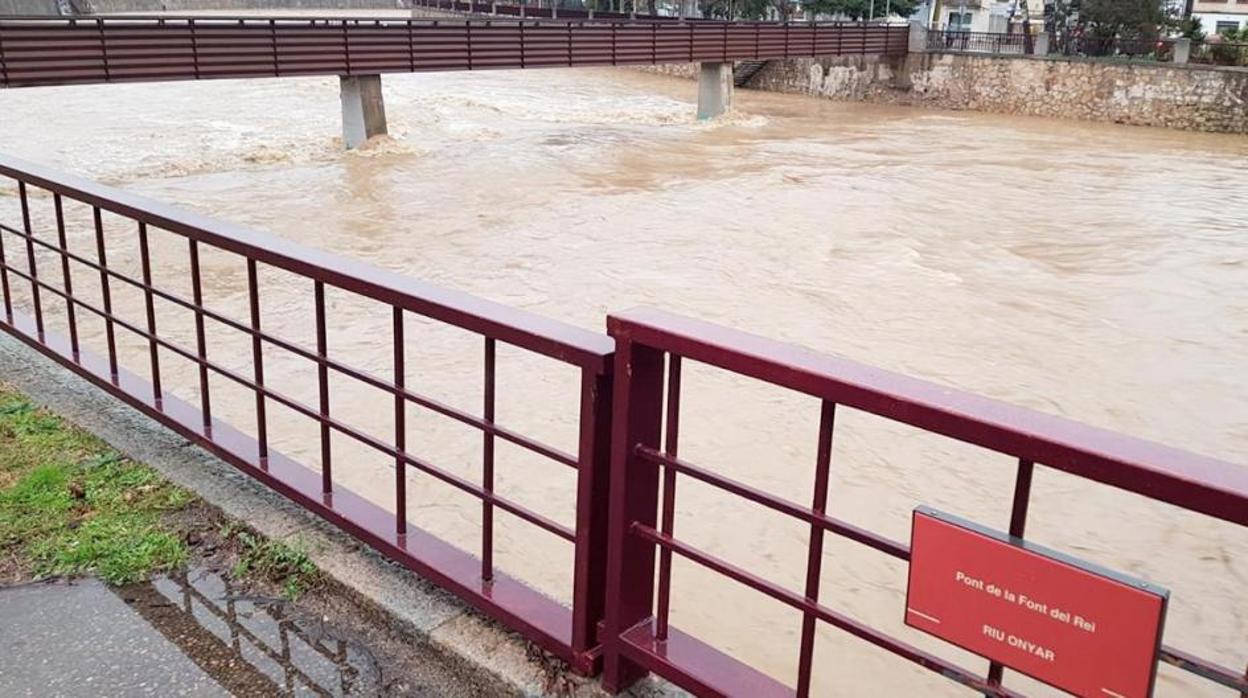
0,154,615,674
0,15,909,88
412,0,715,21
603,307,1248,697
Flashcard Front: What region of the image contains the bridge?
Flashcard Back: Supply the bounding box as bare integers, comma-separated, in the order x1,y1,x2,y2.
0,11,910,145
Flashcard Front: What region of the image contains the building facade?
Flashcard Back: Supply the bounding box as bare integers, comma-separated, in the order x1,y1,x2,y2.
1193,0,1248,34
927,0,1043,33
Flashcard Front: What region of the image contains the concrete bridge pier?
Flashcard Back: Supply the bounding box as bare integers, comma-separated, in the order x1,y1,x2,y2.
696,62,733,120
339,74,388,150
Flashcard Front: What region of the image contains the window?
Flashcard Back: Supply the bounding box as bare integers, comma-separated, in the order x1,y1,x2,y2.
1217,20,1241,34
947,11,973,30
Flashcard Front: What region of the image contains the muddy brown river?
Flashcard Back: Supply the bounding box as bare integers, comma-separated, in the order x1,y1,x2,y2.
1,66,1245,696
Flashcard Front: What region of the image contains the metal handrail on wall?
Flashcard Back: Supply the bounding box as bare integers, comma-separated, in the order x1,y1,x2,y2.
926,29,1027,54
412,0,704,21
0,158,1244,695
1059,34,1177,62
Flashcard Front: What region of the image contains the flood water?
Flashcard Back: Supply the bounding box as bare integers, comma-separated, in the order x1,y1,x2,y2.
1,66,1246,696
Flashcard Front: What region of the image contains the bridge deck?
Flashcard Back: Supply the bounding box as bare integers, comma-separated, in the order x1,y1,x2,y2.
0,15,908,88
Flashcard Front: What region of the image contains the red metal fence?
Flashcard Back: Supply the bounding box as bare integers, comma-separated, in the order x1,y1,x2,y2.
0,14,909,88
0,154,615,674
412,0,694,21
604,307,1248,696
0,157,1245,696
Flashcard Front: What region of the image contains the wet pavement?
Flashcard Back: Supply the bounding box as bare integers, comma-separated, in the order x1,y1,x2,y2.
0,570,412,697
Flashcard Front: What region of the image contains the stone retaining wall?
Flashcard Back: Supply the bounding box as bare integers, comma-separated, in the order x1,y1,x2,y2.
642,53,1248,133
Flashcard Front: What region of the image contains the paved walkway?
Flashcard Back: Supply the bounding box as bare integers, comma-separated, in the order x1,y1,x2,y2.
0,569,478,697
1,577,233,697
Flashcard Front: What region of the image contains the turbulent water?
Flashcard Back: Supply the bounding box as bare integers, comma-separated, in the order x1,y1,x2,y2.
1,66,1246,696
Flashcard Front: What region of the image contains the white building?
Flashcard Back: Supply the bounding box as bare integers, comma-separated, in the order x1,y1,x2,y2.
1193,0,1248,34
927,0,1043,33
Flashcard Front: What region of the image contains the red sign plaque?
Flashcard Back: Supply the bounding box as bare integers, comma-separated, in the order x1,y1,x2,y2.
906,507,1168,698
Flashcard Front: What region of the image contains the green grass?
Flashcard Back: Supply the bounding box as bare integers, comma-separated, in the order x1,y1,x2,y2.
224,523,320,600
0,387,324,597
0,389,192,584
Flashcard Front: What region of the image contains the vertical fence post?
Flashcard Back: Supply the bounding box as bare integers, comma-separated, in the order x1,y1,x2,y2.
0,22,8,87
653,355,681,640
187,239,210,429
96,208,118,380
602,322,664,693
97,18,111,82
189,18,200,79
0,190,11,323
394,307,407,535
342,19,352,75
17,182,43,339
796,401,836,697
408,18,416,72
136,222,160,406
269,18,279,76
247,259,268,466
52,195,78,357
315,280,332,496
571,365,613,671
986,457,1036,689
482,336,496,580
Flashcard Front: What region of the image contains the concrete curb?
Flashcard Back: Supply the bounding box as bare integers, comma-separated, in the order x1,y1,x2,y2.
0,332,681,698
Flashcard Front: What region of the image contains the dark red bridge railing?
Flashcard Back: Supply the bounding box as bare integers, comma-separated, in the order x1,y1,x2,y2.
0,157,1244,696
0,154,615,674
413,0,731,21
604,307,1248,697
0,14,909,88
